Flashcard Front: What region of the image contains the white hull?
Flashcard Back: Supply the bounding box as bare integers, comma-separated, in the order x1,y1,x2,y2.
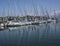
6,21,48,27
0,20,57,27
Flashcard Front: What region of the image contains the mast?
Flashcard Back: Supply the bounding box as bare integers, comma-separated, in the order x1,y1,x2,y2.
23,3,28,22
7,0,9,16
35,5,39,16
45,10,50,19
40,5,45,20
2,6,5,17
32,0,39,16
54,10,56,20
40,5,45,16
14,0,17,16
14,0,20,16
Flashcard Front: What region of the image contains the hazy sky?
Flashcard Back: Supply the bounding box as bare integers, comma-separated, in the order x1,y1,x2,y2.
0,0,60,16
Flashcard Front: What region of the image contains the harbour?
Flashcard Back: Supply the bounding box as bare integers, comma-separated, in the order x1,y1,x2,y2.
0,0,60,28
0,0,60,46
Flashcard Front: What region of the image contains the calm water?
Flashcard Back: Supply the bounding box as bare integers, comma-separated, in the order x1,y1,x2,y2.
0,22,60,46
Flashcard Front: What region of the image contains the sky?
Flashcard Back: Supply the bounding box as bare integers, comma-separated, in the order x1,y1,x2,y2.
0,0,60,16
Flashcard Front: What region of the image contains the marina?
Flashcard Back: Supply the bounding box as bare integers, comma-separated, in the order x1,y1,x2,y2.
0,0,60,46
0,15,59,28
0,0,59,28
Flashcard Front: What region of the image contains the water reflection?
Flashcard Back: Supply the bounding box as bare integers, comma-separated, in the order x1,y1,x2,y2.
0,22,60,46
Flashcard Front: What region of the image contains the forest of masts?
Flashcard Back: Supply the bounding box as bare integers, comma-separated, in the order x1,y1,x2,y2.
0,0,60,23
